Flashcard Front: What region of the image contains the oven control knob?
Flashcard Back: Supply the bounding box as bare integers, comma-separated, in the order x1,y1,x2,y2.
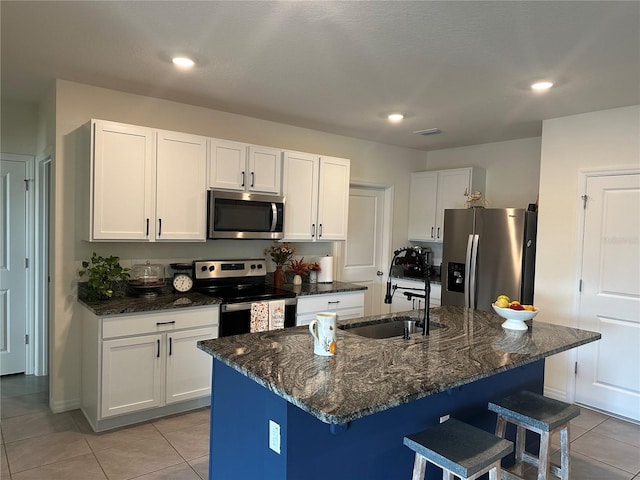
257,264,263,269
200,266,208,272
250,264,256,269
209,265,215,272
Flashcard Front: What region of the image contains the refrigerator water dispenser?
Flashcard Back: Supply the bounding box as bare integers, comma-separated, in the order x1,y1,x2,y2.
447,262,465,293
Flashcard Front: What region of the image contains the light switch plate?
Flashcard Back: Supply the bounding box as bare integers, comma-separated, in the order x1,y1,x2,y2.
269,420,281,454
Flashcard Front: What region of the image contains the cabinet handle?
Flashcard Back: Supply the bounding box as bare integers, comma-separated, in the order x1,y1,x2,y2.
318,224,323,237
156,321,176,326
250,172,255,188
431,227,434,239
146,218,149,236
241,171,245,187
158,218,162,237
328,300,340,305
437,227,440,239
311,223,316,237
157,339,160,358
169,337,172,356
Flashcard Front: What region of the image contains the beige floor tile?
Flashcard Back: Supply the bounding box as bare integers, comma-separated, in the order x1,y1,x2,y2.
4,430,91,474
1,392,50,419
0,375,48,398
571,430,640,474
551,423,588,447
592,417,640,448
188,455,209,480
84,422,162,452
163,423,209,461
519,449,634,480
1,444,10,478
133,462,201,480
94,435,183,480
152,408,210,435
571,407,608,430
1,410,78,443
11,453,107,480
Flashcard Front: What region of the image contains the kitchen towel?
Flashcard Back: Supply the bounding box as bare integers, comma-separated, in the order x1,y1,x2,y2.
317,256,334,283
250,302,269,333
268,300,285,330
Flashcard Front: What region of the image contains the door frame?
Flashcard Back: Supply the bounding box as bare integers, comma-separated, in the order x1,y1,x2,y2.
568,166,640,404
334,181,394,314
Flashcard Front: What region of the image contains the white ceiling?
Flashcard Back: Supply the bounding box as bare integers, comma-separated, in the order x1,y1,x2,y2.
2,1,638,151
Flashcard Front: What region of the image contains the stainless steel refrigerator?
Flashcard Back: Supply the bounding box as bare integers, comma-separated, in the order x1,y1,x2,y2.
441,208,537,312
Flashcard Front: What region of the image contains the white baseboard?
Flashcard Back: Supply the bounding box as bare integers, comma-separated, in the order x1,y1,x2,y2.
50,397,81,413
543,386,567,402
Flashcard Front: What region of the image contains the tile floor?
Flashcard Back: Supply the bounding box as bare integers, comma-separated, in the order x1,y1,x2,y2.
1,374,639,479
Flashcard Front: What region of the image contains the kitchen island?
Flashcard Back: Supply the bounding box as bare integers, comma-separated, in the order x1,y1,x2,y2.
198,306,600,480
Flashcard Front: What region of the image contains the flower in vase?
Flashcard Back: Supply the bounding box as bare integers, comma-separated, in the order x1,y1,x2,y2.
288,258,309,276
264,242,295,267
307,261,321,273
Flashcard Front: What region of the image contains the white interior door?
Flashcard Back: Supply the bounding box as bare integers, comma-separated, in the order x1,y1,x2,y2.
575,172,640,421
0,158,28,375
339,185,390,316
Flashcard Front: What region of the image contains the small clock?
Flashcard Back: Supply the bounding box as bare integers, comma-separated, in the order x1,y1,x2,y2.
172,273,193,293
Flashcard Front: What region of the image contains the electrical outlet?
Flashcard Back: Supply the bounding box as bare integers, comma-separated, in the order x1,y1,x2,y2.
439,414,450,423
269,420,281,454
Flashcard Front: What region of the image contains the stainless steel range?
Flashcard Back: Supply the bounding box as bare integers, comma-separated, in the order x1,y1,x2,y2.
193,259,297,337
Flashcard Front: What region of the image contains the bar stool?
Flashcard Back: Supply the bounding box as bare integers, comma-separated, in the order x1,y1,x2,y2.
403,418,513,480
488,390,580,480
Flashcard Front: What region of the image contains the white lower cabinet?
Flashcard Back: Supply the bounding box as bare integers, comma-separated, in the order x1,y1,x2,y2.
296,291,365,326
81,305,219,431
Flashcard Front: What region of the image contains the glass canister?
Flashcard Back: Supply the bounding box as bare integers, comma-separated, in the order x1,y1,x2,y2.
129,261,165,295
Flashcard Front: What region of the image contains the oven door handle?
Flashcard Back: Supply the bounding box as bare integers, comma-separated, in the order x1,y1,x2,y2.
222,298,297,312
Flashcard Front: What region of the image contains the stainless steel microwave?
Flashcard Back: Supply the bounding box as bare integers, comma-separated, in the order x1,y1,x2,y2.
207,190,285,239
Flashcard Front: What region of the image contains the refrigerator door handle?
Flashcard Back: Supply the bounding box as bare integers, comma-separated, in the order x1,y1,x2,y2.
469,234,480,309
464,234,474,308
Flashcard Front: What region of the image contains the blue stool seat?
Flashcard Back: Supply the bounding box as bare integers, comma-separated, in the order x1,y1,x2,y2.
488,390,580,480
404,418,513,480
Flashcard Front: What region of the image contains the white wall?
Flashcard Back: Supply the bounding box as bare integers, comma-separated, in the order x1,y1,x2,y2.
426,137,542,208
1,99,38,155
50,79,426,409
537,105,640,400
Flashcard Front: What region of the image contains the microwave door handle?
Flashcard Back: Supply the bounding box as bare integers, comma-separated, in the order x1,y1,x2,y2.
270,203,277,232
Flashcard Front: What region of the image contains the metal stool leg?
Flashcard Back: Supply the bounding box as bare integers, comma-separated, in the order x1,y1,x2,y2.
514,425,526,476
559,424,570,480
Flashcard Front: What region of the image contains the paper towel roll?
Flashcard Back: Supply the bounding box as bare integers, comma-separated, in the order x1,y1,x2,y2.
317,256,334,283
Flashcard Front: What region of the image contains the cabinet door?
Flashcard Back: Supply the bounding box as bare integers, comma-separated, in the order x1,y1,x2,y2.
165,326,217,404
408,172,438,241
429,283,441,307
101,334,163,418
282,151,319,240
92,120,155,240
317,157,350,241
248,145,282,194
208,138,247,191
156,130,207,241
434,168,472,241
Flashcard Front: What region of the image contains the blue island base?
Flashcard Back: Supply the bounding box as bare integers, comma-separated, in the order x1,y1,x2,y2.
209,359,544,480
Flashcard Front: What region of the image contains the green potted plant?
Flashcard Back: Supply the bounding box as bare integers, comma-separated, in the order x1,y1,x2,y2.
79,252,130,300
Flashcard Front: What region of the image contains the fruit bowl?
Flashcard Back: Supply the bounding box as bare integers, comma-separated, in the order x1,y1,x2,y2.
492,304,538,330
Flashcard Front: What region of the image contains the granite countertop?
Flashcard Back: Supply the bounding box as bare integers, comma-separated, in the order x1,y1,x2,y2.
78,281,366,316
198,306,600,425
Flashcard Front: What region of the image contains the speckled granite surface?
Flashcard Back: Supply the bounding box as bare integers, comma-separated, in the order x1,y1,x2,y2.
198,306,600,425
78,281,365,316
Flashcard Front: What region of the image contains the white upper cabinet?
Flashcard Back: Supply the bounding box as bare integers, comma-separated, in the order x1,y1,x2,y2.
89,120,207,242
155,130,207,241
282,152,350,241
408,167,485,242
208,139,282,194
91,120,155,241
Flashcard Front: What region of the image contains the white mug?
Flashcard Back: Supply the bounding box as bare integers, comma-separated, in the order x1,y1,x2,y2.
309,312,337,356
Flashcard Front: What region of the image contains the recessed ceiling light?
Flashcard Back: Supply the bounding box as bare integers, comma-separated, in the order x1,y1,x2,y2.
388,113,404,123
172,57,195,69
531,81,553,91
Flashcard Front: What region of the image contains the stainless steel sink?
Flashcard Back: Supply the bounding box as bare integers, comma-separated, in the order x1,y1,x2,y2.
339,316,442,339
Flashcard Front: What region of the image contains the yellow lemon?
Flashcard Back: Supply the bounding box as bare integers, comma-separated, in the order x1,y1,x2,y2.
496,294,510,303
495,298,509,308
523,305,536,311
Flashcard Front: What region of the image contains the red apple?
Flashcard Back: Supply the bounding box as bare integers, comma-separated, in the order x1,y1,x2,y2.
509,303,525,311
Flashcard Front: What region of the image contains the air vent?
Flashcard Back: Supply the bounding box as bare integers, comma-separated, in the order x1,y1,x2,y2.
413,128,441,136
